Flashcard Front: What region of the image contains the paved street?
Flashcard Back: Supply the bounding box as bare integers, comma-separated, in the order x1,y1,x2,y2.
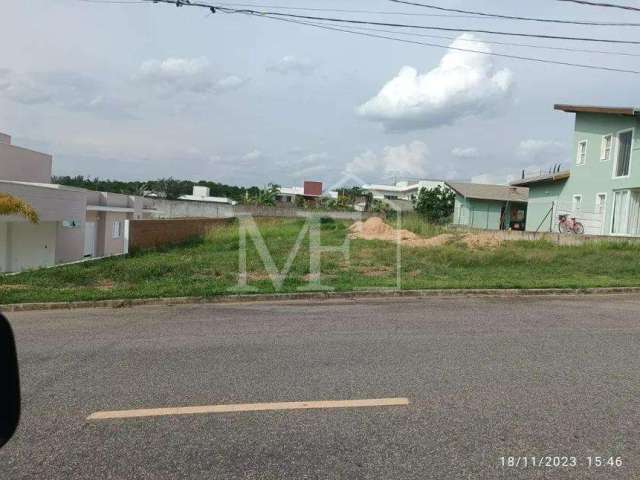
1,294,639,479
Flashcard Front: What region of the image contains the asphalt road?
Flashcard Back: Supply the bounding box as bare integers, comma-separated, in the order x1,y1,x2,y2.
1,295,639,479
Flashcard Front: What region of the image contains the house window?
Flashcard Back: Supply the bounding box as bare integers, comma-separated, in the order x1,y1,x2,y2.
576,140,587,165
595,193,606,215
614,130,633,178
601,134,612,161
572,194,582,214
112,220,122,239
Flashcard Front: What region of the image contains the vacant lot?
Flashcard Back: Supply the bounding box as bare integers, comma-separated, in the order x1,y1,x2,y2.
2,217,640,304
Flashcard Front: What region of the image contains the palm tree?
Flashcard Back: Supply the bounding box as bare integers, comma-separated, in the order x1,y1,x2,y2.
0,194,39,223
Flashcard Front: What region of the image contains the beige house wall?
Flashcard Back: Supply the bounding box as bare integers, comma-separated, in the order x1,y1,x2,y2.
0,142,52,184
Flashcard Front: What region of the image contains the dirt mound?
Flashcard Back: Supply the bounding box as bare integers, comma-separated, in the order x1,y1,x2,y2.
461,232,503,249
348,217,418,242
349,218,505,249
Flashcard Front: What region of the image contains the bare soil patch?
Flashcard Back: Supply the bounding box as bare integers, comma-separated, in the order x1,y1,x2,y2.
349,218,505,249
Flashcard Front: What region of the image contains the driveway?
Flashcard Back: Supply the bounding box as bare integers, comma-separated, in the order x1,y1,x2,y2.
1,295,639,479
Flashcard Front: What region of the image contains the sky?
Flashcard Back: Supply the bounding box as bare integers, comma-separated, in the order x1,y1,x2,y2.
1,0,638,188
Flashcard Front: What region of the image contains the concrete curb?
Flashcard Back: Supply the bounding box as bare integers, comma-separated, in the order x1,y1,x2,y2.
3,287,640,312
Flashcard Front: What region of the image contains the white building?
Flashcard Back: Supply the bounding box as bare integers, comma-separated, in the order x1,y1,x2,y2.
179,186,237,205
362,180,447,202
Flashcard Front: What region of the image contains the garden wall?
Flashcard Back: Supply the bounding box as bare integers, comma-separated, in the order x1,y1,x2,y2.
449,226,640,245
129,218,233,251
149,199,375,221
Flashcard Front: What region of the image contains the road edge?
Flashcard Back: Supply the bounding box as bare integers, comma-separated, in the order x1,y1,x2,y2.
3,287,640,312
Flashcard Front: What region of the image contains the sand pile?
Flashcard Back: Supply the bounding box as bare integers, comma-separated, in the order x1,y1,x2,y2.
349,218,504,249
348,217,418,242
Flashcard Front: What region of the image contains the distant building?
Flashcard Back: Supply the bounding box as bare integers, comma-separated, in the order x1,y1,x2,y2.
362,179,447,202
360,179,447,212
276,181,337,206
179,186,237,205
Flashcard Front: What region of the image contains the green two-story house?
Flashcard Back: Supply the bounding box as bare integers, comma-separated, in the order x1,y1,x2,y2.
513,104,640,236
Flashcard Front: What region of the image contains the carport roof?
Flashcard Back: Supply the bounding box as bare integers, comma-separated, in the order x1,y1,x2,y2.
445,182,528,203
510,170,570,187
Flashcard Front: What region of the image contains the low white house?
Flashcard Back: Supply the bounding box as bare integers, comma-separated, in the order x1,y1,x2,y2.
179,186,237,205
0,132,155,273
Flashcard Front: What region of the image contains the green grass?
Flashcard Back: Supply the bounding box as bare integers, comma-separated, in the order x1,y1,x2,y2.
2,217,640,304
390,212,451,238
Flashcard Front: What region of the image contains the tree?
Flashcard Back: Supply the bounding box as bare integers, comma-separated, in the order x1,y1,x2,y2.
413,186,455,224
0,194,39,223
252,183,280,206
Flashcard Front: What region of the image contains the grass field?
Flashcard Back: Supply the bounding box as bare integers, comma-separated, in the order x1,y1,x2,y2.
2,217,640,304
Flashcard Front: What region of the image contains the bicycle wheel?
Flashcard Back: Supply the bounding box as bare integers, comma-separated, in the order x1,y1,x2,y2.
559,222,568,234
574,222,584,235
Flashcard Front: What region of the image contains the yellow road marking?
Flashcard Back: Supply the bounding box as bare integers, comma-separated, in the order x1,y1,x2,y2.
87,397,409,420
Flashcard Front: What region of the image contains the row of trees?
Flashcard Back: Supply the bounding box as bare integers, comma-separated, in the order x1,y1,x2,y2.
52,176,261,202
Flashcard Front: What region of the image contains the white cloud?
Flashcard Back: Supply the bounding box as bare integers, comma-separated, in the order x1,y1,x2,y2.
470,172,514,185
345,141,429,179
266,56,316,75
517,139,568,164
451,146,479,159
242,149,263,161
471,139,568,187
136,57,247,95
0,69,130,116
357,34,513,132
300,152,329,164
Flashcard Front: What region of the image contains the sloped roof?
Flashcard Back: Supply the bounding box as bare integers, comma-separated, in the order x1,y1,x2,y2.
510,170,570,187
446,182,528,203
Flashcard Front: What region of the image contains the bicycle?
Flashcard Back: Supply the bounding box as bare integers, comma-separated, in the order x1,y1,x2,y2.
558,214,584,234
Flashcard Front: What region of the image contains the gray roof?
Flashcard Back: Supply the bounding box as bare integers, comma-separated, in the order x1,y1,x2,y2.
446,182,528,203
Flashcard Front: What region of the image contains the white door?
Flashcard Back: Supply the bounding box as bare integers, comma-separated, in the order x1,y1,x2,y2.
84,222,97,257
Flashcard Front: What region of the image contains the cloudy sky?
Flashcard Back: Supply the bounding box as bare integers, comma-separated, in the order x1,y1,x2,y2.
1,0,638,187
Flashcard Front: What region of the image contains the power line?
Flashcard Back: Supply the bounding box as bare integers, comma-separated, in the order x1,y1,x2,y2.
78,0,640,56
215,2,484,18
154,2,640,45
310,21,640,57
233,9,640,74
141,1,640,73
389,0,640,26
76,0,148,3
555,0,640,12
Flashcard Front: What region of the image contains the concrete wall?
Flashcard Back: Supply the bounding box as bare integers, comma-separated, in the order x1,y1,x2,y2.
0,221,57,272
451,226,640,246
129,218,233,251
234,205,374,220
0,142,52,184
149,198,373,221
150,198,235,219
